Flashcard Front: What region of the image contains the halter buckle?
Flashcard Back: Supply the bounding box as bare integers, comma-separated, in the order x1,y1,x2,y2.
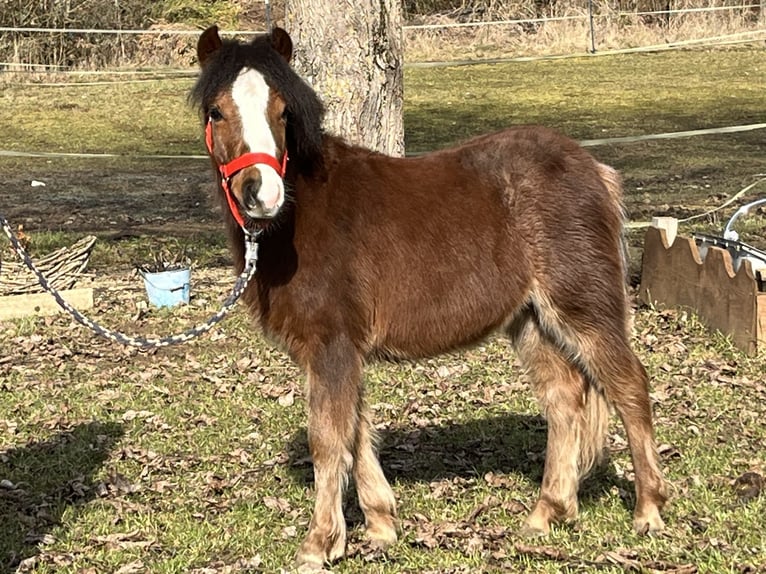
244,230,261,266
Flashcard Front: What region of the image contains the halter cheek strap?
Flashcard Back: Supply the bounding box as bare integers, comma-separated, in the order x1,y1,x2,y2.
204,119,288,228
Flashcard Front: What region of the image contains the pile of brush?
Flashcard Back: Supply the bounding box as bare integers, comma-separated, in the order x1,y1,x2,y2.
0,227,96,296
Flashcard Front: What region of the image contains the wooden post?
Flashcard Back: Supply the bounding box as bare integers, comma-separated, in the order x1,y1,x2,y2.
651,216,678,246
587,0,597,53
640,227,764,355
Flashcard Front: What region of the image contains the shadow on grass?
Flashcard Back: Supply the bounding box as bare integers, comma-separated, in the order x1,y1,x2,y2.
0,421,123,574
286,413,631,515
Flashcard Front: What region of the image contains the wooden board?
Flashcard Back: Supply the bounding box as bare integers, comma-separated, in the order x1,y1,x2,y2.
639,226,763,355
759,293,766,351
0,288,94,321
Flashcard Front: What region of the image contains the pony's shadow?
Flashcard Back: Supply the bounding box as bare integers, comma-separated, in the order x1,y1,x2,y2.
286,413,631,516
0,421,123,573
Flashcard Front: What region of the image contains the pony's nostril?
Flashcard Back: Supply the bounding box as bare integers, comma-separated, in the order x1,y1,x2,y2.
242,176,262,207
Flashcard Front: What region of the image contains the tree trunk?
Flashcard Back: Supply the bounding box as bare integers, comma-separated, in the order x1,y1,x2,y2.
284,0,404,156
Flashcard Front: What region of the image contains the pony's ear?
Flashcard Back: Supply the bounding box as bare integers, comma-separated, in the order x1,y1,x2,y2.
270,27,293,63
197,25,223,67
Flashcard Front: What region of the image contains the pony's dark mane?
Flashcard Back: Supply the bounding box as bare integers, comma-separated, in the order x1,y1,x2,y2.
189,34,325,174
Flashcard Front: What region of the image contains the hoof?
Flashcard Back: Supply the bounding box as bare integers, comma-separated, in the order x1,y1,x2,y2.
295,539,344,572
296,563,332,573
295,524,346,569
366,522,398,551
633,511,665,536
295,552,327,572
519,521,549,538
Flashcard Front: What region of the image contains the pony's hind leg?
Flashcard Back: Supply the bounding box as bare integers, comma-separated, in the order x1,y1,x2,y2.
509,312,610,535
586,341,668,534
296,338,363,569
530,288,668,535
352,409,398,549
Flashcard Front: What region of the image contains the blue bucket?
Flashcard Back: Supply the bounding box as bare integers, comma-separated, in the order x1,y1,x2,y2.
141,268,191,308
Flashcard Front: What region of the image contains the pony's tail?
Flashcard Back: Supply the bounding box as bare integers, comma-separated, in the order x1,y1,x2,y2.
595,161,636,342
573,161,622,479
578,382,611,481
595,162,629,281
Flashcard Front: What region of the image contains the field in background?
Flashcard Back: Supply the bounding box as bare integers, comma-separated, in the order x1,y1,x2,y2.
1,0,764,69
1,47,765,573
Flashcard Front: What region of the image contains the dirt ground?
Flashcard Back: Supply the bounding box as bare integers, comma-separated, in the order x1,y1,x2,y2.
0,158,220,238
2,143,765,270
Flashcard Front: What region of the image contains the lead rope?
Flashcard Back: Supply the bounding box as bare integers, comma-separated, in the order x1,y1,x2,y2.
1,214,259,349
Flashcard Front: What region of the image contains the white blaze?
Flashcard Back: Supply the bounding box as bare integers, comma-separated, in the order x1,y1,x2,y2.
230,68,284,214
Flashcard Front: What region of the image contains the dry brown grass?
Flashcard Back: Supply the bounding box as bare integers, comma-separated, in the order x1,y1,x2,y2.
404,1,765,62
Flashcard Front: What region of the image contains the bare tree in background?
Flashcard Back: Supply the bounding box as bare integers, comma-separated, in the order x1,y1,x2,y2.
284,0,404,156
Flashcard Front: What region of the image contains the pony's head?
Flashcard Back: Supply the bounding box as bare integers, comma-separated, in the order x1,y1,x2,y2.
191,26,324,224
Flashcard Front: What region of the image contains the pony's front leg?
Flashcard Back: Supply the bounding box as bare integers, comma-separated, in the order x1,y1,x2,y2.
353,408,397,548
296,339,363,570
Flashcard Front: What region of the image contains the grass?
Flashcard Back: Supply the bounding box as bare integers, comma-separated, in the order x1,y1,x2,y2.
21,230,231,271
3,49,763,155
1,47,766,573
405,49,764,148
1,80,198,156
1,304,765,572
2,47,764,261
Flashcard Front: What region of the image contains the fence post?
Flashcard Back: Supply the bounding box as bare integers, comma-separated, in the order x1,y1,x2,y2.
265,0,272,31
587,0,597,53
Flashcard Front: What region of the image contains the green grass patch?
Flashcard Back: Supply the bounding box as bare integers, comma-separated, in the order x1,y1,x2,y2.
405,50,764,151
1,79,200,156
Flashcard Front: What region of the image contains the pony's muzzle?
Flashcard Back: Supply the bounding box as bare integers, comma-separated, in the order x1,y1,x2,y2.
240,167,283,218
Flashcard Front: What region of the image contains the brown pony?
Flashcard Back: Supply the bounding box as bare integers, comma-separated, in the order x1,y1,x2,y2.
192,25,667,569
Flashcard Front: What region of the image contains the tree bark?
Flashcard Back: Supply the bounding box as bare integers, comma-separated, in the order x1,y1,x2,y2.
284,0,404,156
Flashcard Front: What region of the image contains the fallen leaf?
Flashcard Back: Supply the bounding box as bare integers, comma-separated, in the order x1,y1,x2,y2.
733,471,763,502
115,561,144,574
278,390,295,407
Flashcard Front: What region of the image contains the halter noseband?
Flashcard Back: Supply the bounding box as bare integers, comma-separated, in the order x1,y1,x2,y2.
205,118,288,228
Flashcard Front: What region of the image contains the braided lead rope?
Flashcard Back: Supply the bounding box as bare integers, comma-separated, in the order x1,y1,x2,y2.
1,215,258,348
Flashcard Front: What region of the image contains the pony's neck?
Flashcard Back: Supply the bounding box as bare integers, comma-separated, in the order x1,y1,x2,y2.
286,129,390,182
315,133,382,166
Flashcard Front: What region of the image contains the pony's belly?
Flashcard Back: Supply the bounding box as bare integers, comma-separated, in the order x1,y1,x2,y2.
371,289,515,359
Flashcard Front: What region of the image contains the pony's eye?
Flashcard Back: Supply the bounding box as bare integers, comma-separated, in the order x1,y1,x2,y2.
208,107,224,122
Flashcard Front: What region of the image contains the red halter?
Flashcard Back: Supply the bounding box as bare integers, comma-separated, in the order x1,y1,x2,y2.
205,119,288,227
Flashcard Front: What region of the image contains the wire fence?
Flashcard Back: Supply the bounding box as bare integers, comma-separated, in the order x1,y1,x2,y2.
0,2,764,76
7,24,760,81
405,2,763,28
1,122,764,161
7,22,762,79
